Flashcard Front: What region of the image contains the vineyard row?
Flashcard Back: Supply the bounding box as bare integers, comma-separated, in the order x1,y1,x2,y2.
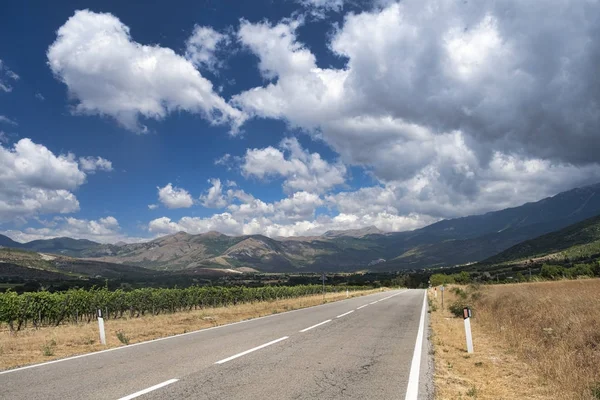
0,285,371,331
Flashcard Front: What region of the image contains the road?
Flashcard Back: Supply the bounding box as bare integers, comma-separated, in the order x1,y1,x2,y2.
0,289,432,400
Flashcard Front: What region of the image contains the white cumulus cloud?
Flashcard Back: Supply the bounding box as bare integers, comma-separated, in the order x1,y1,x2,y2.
0,139,107,222
185,25,230,73
79,156,113,173
157,183,194,209
200,178,230,208
231,2,600,228
47,10,246,133
242,137,346,193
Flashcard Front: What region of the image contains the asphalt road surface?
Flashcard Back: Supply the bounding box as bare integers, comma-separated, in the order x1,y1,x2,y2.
0,289,433,400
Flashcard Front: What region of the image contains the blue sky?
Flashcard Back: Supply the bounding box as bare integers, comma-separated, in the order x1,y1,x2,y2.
1,0,599,243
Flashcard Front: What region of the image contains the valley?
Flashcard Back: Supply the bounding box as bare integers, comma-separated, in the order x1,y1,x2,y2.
3,183,600,279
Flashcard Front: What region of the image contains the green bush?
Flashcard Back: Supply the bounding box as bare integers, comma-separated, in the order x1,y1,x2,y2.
541,264,563,280
454,271,472,284
430,273,455,287
116,330,130,345
451,287,468,299
571,264,594,277
449,301,472,318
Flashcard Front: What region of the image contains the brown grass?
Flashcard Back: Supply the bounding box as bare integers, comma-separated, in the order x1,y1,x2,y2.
0,289,383,371
431,279,600,399
475,279,600,400
429,286,554,400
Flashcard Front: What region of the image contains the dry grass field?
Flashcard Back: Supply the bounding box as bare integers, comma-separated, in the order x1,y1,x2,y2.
0,289,381,371
430,279,600,399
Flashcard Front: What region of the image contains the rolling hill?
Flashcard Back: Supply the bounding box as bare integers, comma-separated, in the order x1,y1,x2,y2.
25,237,100,256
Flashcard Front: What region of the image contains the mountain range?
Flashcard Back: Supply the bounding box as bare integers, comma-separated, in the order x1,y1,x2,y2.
481,213,600,266
3,183,600,272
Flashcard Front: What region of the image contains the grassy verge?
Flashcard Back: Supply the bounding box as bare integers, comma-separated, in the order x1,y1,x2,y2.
475,279,600,400
0,288,383,371
431,279,600,399
429,285,553,399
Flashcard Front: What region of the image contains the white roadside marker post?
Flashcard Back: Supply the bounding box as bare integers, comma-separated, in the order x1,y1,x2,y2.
346,289,349,298
97,309,106,345
463,307,473,353
321,272,326,302
434,287,437,298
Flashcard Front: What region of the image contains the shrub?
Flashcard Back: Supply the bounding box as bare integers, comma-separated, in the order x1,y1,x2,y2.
430,273,455,287
541,264,563,280
116,330,130,345
454,271,472,284
451,287,468,299
41,339,56,356
449,301,472,318
571,264,593,278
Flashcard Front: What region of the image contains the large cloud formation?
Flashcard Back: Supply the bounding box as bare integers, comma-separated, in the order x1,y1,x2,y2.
47,10,246,133
237,1,600,164
230,0,600,225
150,0,600,238
0,138,111,222
34,2,600,239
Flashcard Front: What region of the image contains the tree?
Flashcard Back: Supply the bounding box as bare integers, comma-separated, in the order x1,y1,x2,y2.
541,264,561,280
430,273,455,287
454,271,471,284
570,264,593,278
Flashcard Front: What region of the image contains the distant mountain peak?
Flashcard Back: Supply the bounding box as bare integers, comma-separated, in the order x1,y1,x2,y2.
168,231,191,238
201,231,226,238
322,226,384,238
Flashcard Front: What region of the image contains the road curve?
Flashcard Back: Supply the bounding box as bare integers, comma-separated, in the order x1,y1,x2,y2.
0,289,433,400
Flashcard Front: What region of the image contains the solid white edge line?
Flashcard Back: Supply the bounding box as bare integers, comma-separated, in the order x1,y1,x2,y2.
0,290,406,376
336,310,354,318
299,319,332,333
357,304,369,309
215,336,289,364
117,378,179,400
370,301,378,305
404,290,427,400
